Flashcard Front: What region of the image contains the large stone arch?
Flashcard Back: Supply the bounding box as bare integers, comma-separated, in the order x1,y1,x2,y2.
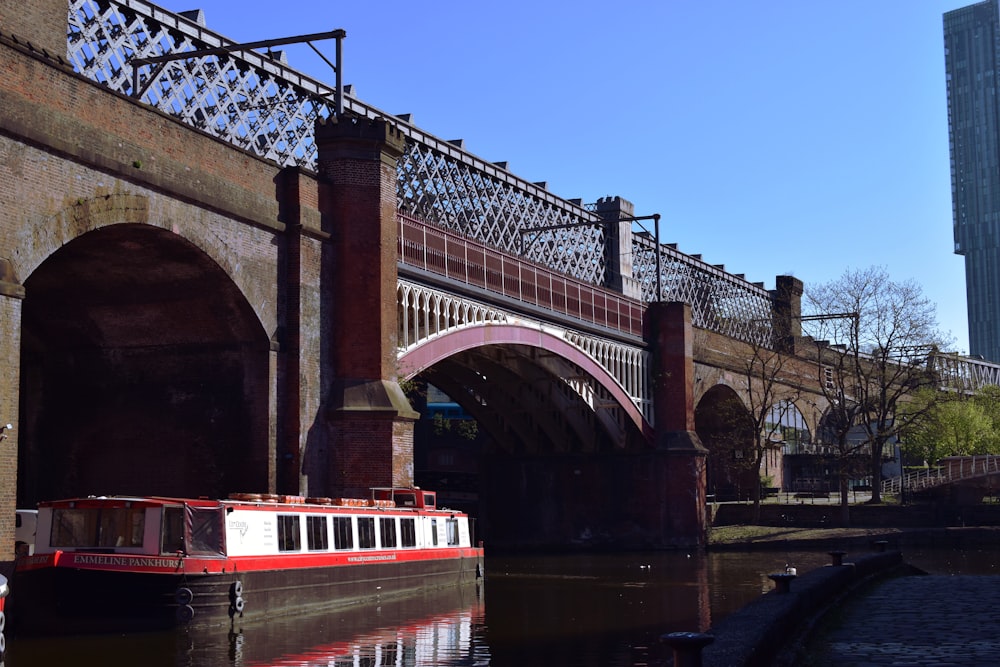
14,192,281,340
694,384,756,501
396,322,654,549
17,221,272,504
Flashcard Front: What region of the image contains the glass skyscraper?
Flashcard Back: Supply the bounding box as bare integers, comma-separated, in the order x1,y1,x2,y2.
945,0,1000,362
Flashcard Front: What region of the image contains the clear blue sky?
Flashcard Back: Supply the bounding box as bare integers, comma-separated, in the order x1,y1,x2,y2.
159,0,971,352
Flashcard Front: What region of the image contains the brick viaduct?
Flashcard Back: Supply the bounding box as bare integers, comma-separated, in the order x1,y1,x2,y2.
0,3,830,552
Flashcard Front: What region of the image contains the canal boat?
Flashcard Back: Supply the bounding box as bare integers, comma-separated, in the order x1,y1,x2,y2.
0,572,8,658
10,488,483,635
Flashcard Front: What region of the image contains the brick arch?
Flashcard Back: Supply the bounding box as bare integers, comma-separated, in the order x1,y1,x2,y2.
17,220,272,504
397,323,651,439
695,383,756,501
15,192,278,337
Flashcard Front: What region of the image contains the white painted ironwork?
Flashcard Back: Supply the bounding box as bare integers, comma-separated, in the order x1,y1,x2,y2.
397,280,509,352
397,280,651,425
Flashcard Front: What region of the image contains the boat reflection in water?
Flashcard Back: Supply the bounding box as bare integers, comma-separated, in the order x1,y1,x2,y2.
183,582,486,667
7,580,484,667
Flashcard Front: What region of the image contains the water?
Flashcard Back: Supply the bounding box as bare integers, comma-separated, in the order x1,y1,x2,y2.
3,547,995,667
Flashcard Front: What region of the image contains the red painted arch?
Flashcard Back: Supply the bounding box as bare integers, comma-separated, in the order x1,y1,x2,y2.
398,323,650,435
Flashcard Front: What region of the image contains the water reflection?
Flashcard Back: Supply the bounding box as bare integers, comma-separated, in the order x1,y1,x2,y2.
6,547,993,667
8,584,487,667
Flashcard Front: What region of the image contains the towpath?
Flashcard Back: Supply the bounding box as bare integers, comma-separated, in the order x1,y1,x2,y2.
806,573,1000,666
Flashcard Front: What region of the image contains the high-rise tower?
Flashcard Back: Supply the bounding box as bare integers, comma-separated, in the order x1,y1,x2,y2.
945,0,1000,361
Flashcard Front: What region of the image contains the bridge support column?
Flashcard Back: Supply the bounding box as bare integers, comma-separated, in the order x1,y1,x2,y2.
0,262,25,555
596,196,642,300
649,301,708,547
316,115,419,497
771,275,803,354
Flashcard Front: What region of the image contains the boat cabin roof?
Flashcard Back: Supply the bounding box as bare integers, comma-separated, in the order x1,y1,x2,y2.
35,488,444,513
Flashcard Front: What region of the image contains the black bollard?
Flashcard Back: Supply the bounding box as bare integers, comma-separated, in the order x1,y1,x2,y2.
661,631,714,667
872,540,888,553
767,572,796,593
828,550,847,566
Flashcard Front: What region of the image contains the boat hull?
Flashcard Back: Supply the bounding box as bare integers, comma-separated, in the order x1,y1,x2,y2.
10,551,483,636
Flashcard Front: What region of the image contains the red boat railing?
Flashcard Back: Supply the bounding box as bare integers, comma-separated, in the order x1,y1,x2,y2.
398,214,645,338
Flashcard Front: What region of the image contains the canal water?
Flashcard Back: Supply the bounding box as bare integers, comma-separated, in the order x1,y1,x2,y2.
3,547,997,667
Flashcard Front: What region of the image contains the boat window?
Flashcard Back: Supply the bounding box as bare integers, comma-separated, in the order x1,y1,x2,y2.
357,517,376,549
379,517,397,548
307,516,328,551
161,507,185,554
422,492,436,509
188,506,225,556
400,518,416,547
50,507,145,549
430,518,438,546
394,492,416,507
277,515,301,552
446,517,460,546
332,516,353,550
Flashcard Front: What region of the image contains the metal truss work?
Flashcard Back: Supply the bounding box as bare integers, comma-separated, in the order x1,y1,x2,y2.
397,280,651,425
930,351,1000,393
69,0,776,347
398,144,607,284
633,234,775,346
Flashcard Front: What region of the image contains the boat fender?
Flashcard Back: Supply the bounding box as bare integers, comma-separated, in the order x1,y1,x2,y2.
175,587,194,605
0,628,6,656
176,604,195,624
476,563,483,579
230,580,243,599
232,596,245,614
0,609,5,633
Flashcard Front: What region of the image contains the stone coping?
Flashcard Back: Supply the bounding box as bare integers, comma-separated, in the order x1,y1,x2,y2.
694,550,907,667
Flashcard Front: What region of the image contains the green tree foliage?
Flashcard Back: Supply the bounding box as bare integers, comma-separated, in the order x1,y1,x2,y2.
902,386,1000,463
432,413,479,440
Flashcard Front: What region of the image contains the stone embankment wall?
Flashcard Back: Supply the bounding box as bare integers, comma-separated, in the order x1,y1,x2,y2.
698,551,906,667
713,501,1000,528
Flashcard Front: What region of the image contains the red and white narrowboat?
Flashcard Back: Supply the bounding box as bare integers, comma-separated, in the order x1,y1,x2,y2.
10,488,483,635
0,572,8,657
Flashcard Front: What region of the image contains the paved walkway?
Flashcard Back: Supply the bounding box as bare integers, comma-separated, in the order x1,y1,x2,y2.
809,574,1000,666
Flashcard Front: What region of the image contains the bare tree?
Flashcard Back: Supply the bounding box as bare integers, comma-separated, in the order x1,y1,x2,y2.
810,336,873,526
805,266,947,505
735,338,802,523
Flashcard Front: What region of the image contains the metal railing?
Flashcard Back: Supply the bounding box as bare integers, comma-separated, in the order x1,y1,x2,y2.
881,455,1000,495
399,214,645,338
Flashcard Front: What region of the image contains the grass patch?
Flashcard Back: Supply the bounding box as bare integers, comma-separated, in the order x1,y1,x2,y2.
707,525,900,546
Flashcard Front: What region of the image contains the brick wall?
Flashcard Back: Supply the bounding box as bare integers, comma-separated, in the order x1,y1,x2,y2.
0,294,22,553
0,0,67,60
0,37,315,526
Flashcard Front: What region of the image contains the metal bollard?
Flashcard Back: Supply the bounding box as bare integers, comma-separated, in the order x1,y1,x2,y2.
768,572,796,593
661,631,714,667
828,550,847,566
